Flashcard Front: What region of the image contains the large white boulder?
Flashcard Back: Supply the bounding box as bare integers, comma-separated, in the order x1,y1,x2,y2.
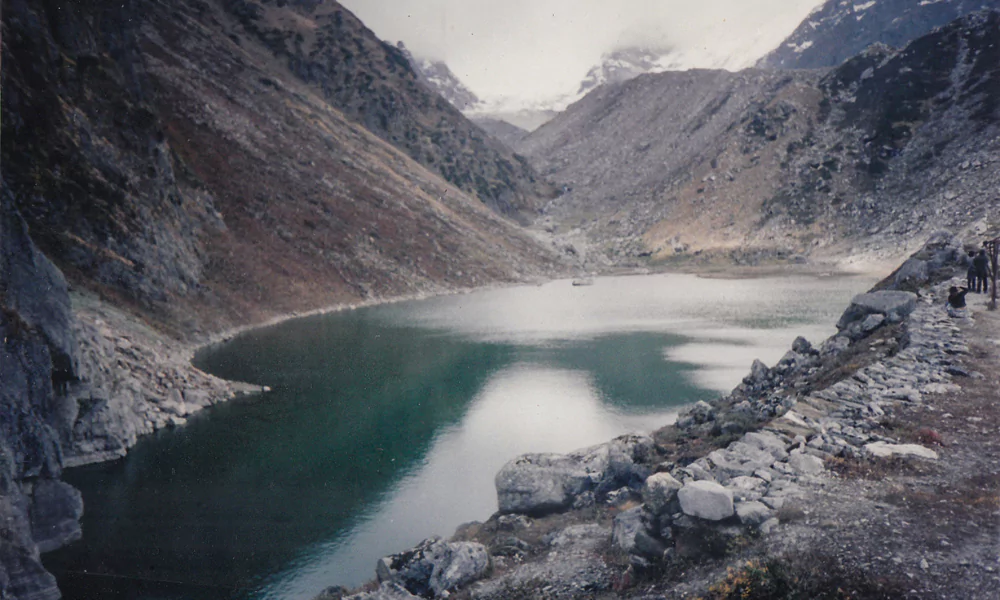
677,480,734,521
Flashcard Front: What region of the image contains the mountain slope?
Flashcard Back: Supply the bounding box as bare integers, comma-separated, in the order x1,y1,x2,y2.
223,0,549,216
520,11,1000,264
1,0,562,337
758,0,1000,69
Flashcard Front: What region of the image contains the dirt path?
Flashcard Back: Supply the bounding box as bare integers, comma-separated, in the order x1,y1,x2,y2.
750,290,1000,599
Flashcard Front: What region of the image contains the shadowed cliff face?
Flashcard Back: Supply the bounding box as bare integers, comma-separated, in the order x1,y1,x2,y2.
1,188,83,600
1,0,562,337
518,11,1000,264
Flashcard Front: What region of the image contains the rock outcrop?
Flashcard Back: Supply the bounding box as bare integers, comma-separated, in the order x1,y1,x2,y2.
0,188,81,600
494,434,654,515
370,537,490,598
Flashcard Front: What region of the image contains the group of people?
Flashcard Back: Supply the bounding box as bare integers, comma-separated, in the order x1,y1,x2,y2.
948,248,994,317
967,249,991,293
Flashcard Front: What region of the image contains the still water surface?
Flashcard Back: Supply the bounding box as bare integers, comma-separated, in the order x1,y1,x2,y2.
47,273,876,599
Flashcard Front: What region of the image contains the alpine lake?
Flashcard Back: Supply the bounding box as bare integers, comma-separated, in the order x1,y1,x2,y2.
45,272,879,600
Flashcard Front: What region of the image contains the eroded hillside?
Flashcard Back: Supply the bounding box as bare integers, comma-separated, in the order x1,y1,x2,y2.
519,11,1000,266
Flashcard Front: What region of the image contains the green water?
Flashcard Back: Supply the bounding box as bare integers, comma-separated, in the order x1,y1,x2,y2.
45,273,876,600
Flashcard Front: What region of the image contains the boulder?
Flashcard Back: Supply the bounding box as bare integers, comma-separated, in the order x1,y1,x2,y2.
861,314,886,332
641,472,683,516
735,501,773,526
343,583,422,600
791,336,814,355
725,476,767,502
611,506,645,553
836,291,917,330
787,453,825,475
495,453,594,515
677,481,734,521
742,431,790,460
820,336,851,357
685,401,715,424
376,537,490,598
743,359,771,385
707,440,778,479
892,258,929,288
495,435,653,515
863,442,939,460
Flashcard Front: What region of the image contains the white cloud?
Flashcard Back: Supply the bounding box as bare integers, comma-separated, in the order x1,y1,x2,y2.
340,0,825,105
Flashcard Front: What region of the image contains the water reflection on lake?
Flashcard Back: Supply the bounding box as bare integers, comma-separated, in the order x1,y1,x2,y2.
47,273,876,600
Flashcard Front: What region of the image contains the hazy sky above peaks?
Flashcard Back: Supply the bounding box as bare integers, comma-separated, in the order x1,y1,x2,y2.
339,0,824,106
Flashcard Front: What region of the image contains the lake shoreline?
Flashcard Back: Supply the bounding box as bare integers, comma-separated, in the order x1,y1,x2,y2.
317,234,999,600
60,258,892,469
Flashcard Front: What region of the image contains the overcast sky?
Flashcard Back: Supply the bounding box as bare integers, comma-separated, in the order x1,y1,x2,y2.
339,0,825,106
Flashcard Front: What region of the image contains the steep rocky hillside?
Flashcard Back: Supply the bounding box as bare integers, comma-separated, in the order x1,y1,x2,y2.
223,0,550,216
2,0,563,338
758,0,1000,69
519,11,1000,265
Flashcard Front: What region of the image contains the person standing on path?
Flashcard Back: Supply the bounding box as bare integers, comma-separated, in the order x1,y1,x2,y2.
967,251,979,292
974,249,990,293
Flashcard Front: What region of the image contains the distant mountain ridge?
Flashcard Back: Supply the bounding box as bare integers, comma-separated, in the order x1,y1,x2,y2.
758,0,1000,69
518,10,1000,264
576,47,671,97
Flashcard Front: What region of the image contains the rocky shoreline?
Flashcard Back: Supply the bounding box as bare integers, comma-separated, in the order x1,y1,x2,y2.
316,232,997,599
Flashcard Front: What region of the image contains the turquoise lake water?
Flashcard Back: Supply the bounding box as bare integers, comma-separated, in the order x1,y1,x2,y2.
46,273,876,599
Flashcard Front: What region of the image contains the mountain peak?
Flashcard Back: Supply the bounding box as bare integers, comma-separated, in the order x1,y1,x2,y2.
397,43,480,111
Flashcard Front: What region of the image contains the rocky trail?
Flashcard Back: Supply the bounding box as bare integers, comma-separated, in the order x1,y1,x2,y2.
321,233,999,600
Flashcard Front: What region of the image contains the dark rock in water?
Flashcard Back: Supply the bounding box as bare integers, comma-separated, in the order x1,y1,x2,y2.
837,291,917,330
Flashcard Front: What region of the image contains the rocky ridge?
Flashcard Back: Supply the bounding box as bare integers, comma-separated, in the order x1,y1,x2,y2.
318,232,998,599
517,11,1000,268
758,0,1000,70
